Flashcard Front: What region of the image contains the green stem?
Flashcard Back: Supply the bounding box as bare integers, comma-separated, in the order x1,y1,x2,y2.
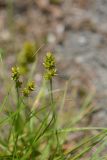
16,84,20,108
50,79,55,119
12,81,20,159
49,78,63,158
50,79,53,103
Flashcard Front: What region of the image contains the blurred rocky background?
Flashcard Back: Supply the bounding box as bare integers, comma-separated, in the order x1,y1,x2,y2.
1,0,107,126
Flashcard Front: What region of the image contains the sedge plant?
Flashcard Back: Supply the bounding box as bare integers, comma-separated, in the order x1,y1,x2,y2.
43,52,64,159
0,51,107,160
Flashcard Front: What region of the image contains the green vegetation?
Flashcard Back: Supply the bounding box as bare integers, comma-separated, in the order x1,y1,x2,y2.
0,51,107,160
50,0,62,5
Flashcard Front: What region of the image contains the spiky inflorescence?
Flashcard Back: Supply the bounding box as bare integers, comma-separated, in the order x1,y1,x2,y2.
11,66,22,88
22,81,35,97
43,52,57,80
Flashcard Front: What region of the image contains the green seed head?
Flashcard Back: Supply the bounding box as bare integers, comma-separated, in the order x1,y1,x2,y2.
44,69,57,80
22,88,30,97
11,66,20,81
43,52,57,80
43,52,55,70
18,42,37,65
22,81,35,97
11,66,22,89
27,81,35,91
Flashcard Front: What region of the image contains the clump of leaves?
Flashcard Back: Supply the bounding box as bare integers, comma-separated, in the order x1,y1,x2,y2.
1,51,107,160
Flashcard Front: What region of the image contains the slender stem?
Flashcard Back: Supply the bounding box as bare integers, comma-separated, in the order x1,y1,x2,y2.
16,83,20,108
12,81,20,158
50,79,55,119
50,79,53,103
49,78,63,158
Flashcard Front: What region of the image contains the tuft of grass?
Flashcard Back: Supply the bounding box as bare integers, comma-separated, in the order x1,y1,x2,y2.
0,51,107,160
